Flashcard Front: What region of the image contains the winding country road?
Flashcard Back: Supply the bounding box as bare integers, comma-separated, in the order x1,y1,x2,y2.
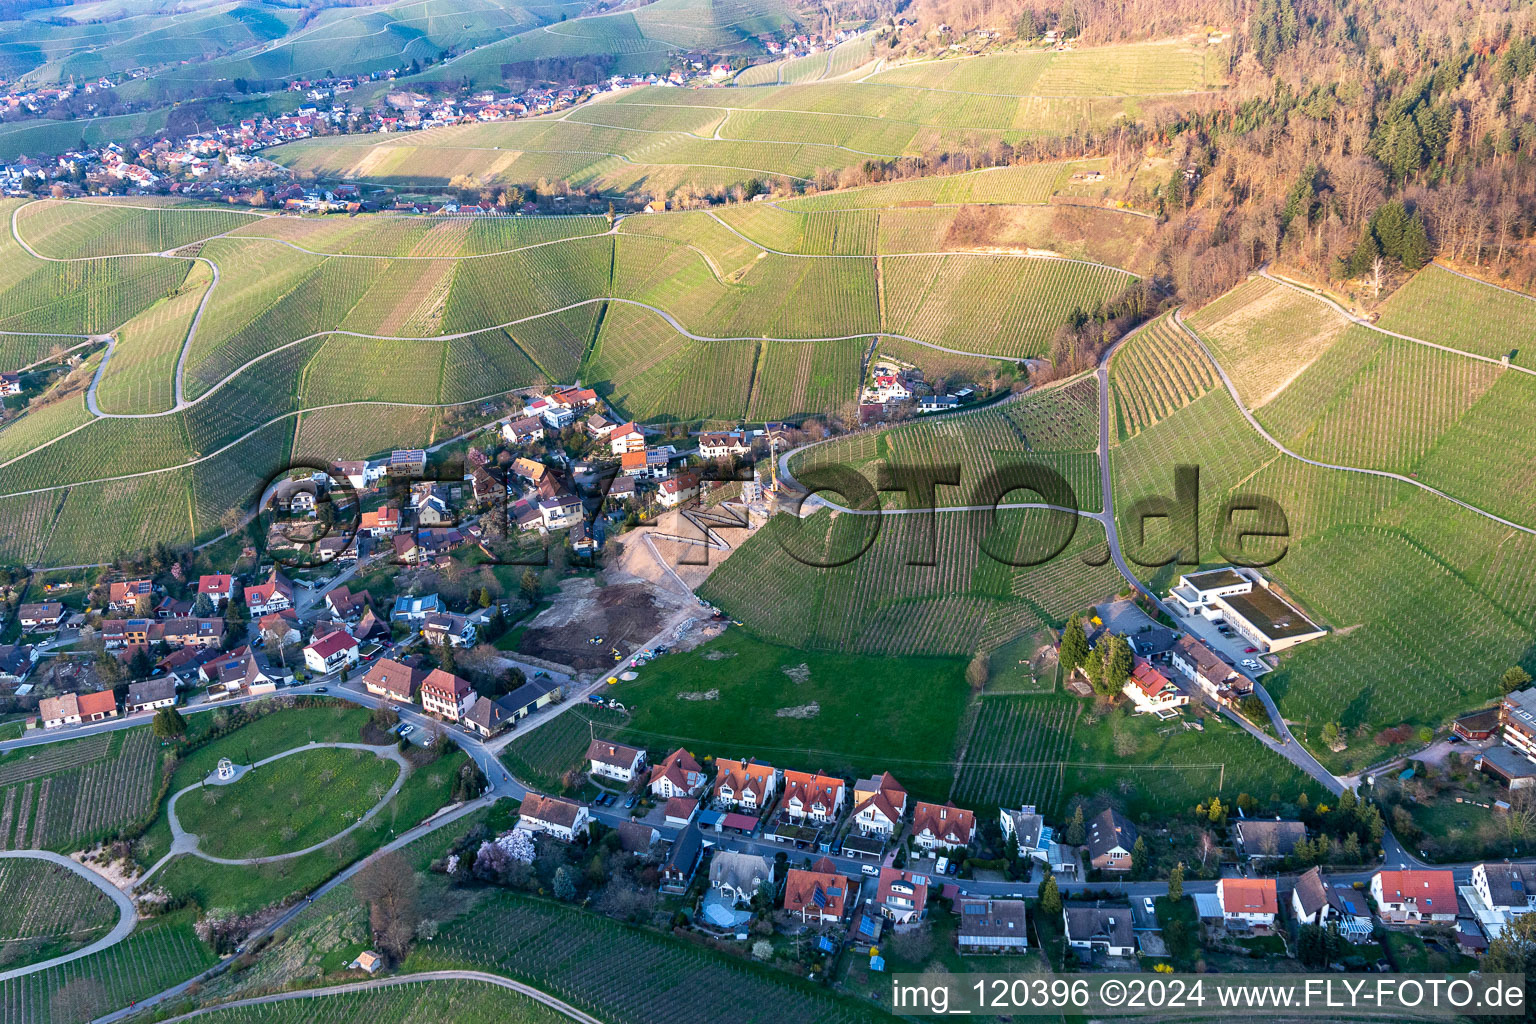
0,850,137,983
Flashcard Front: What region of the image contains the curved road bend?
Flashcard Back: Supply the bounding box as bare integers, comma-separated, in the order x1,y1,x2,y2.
0,850,137,982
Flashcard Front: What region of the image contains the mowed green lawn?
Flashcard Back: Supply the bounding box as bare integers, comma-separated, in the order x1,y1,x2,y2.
609,631,971,800
175,746,401,859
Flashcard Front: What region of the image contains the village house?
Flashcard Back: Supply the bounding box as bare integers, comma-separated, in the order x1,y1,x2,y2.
498,676,563,722
649,748,706,799
421,612,477,648
1499,687,1536,765
1170,634,1250,705
362,659,419,703
125,677,178,715
656,471,701,509
697,430,751,460
710,850,773,904
464,695,516,738
1063,904,1136,959
332,462,367,489
38,689,117,728
196,574,236,608
1217,877,1278,932
1463,862,1536,940
1371,869,1457,925
783,857,848,924
0,645,35,685
359,506,401,536
324,586,371,622
587,739,646,782
1235,819,1307,862
303,630,359,677
539,493,583,530
712,758,778,812
782,770,845,825
585,413,615,437
661,825,703,893
502,416,546,445
18,603,66,631
1291,867,1373,940
911,801,976,851
510,457,548,485
1086,808,1137,872
1123,658,1188,714
154,618,225,648
1166,567,1326,654
850,772,907,837
204,647,278,699
245,570,294,616
256,610,301,646
517,793,590,842
874,867,929,928
420,668,475,721
957,898,1029,953
108,579,154,611
609,422,645,455
1000,804,1048,860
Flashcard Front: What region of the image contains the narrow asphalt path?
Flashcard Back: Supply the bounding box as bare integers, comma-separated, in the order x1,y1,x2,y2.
143,971,603,1024
0,850,137,983
1171,307,1536,538
153,742,410,876
1259,268,1536,379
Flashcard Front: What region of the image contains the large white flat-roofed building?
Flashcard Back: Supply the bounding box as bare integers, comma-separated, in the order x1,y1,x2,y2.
1166,567,1326,654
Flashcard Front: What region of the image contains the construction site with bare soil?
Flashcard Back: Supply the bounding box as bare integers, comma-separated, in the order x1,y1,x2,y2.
510,502,760,678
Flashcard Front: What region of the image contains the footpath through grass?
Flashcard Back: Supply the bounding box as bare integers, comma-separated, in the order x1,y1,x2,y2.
174,746,401,859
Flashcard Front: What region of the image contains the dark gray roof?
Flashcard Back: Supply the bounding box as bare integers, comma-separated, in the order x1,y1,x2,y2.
1086,808,1137,860
1237,819,1306,858
501,677,560,715
126,677,176,706
1480,745,1536,780
1292,866,1328,918
1480,863,1534,909
1064,905,1134,947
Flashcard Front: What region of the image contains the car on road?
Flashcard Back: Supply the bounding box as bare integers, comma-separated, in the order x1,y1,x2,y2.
315,686,328,693
861,864,880,876
1244,646,1258,653
1143,897,1156,914
624,795,637,809
398,724,414,736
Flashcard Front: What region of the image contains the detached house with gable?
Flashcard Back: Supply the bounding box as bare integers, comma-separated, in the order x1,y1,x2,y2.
245,570,294,616
1372,869,1457,925
874,867,929,928
783,857,848,924
913,801,976,851
850,772,907,837
1086,808,1137,872
710,850,773,904
303,630,359,677
1291,866,1373,940
1217,877,1278,932
712,758,777,812
782,770,845,825
518,793,590,842
420,668,475,721
649,748,706,799
587,740,646,783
